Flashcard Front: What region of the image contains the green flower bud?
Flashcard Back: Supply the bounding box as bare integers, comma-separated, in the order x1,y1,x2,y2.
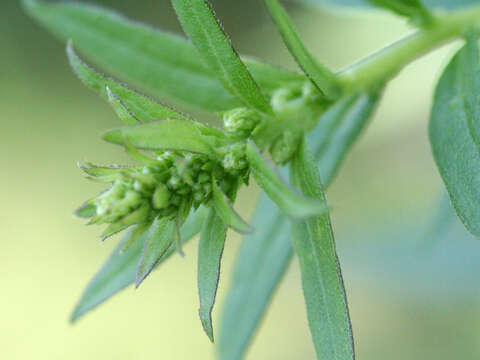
110,190,143,219
222,143,248,174
168,174,183,190
152,184,170,209
223,108,262,138
270,87,303,113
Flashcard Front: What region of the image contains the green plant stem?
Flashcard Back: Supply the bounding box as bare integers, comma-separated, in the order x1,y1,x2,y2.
338,6,480,92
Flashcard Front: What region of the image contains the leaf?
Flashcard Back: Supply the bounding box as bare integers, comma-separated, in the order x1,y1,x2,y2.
121,222,151,252
101,203,150,241
286,0,477,10
290,137,354,360
366,0,432,25
106,87,140,125
245,141,326,218
74,202,97,218
171,0,272,114
218,193,293,360
136,216,176,287
23,0,304,112
198,209,227,342
309,91,381,186
218,92,379,359
103,119,215,155
211,179,253,234
430,37,480,238
264,0,340,100
70,207,205,322
461,31,480,149
66,43,186,123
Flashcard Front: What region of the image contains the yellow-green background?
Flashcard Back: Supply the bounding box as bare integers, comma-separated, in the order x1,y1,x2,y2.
3,0,480,359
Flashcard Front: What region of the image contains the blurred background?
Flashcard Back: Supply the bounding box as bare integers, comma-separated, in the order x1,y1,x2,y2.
3,0,480,359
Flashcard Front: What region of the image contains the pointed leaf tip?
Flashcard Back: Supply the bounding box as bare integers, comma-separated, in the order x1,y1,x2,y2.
197,210,227,343
211,179,254,234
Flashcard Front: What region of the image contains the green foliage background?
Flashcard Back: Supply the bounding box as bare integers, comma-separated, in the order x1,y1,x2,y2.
3,0,480,359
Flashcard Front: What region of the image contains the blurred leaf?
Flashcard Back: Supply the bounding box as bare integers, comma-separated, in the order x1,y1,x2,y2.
218,91,379,358
103,119,215,155
74,202,96,218
171,0,271,114
461,32,480,150
264,0,340,99
287,0,480,9
136,217,176,287
430,36,480,238
309,91,381,186
218,193,292,360
290,137,354,360
366,0,432,25
211,179,253,234
23,0,304,112
246,141,326,218
198,209,228,342
66,43,185,123
71,208,207,322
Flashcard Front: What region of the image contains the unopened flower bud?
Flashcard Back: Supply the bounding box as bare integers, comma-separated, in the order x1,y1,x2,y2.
223,108,261,138
152,184,170,209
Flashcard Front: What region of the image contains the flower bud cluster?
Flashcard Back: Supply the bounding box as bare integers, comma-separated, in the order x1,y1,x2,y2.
79,150,243,237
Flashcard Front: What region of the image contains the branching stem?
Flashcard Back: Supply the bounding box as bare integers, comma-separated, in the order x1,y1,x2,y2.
338,6,480,91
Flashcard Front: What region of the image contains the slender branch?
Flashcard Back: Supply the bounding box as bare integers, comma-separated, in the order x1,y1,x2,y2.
337,6,480,91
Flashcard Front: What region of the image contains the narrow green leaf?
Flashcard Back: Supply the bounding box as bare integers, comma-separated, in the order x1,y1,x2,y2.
290,137,354,360
106,87,140,125
74,202,97,218
245,141,326,218
218,193,293,360
79,162,130,178
309,91,381,186
24,0,304,111
198,209,227,342
71,208,206,322
430,39,480,238
211,179,253,234
264,0,340,100
103,119,215,155
101,203,150,241
367,0,432,25
66,43,185,123
218,92,379,359
171,0,272,114
136,216,176,287
121,222,151,252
